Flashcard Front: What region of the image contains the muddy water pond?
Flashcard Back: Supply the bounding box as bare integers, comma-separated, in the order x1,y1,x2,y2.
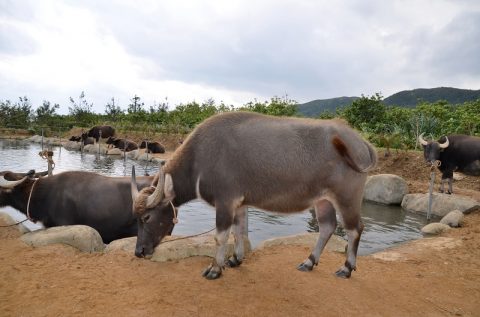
0,138,430,255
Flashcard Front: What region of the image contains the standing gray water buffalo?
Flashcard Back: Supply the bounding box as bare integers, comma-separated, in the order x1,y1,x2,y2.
419,133,480,194
87,125,115,142
106,137,138,152
139,140,165,153
0,170,155,243
131,112,377,280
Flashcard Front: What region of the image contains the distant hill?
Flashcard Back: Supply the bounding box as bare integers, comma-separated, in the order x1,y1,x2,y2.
296,96,358,117
383,87,480,106
297,87,480,117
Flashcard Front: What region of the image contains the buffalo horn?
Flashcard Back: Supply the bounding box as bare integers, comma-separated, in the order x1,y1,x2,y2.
131,166,139,203
146,169,165,209
418,133,428,146
439,136,449,149
0,176,27,189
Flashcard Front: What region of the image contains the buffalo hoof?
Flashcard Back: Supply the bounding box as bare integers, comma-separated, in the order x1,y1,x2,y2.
202,265,222,280
335,268,352,279
297,262,314,272
225,255,242,268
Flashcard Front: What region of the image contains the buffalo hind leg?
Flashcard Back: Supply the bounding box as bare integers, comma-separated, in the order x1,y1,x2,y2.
298,200,336,272
335,212,364,279
226,206,247,268
202,202,234,280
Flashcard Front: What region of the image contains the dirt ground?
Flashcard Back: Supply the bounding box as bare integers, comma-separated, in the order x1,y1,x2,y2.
1,150,480,317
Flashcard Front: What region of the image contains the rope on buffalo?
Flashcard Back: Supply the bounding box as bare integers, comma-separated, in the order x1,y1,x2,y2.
158,200,216,244
427,160,441,220
0,218,29,227
26,178,39,223
159,227,216,245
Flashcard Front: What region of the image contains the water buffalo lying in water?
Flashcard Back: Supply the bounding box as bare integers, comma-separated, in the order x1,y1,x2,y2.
87,125,115,142
419,133,480,194
131,112,377,280
0,170,155,243
139,141,165,153
106,137,138,152
81,133,96,145
69,135,81,142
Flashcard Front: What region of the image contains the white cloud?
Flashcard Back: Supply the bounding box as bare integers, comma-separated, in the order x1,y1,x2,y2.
0,0,479,114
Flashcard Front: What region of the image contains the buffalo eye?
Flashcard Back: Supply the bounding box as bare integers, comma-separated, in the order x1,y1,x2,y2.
142,214,151,223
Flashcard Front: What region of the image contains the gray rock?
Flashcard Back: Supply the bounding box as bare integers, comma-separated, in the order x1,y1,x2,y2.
105,234,252,262
20,225,105,252
0,212,30,234
256,233,347,253
421,223,451,235
363,174,409,205
440,210,464,228
401,193,479,217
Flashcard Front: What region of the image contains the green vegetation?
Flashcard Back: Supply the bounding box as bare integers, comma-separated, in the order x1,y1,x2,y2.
1,91,478,152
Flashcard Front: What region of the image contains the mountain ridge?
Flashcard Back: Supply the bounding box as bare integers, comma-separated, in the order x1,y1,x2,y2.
297,87,480,117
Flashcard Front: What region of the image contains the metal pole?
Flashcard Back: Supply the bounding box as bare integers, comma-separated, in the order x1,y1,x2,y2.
124,135,127,163
41,128,44,151
98,130,102,156
80,129,84,154
145,140,149,175
427,168,435,220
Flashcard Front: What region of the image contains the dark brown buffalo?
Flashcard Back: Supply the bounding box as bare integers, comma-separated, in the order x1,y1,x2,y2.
69,135,81,142
419,133,480,194
106,137,138,152
0,170,155,243
131,112,377,280
87,125,115,142
139,141,165,153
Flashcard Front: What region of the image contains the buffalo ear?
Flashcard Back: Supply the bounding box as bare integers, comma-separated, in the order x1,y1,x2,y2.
164,173,175,201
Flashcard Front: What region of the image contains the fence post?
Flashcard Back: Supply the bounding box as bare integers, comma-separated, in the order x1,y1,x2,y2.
124,135,127,163
80,129,84,154
41,128,44,151
47,143,53,177
98,130,102,155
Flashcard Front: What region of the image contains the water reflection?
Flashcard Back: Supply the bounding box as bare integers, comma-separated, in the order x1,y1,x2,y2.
0,138,429,254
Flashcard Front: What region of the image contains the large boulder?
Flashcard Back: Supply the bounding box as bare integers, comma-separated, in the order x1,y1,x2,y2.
106,147,124,156
401,193,479,217
363,174,409,205
62,141,81,151
20,225,105,253
421,223,451,235
440,210,464,228
256,232,347,253
105,234,251,262
0,212,30,234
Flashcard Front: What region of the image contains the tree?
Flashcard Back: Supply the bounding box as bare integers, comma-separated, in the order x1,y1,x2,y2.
340,93,386,133
104,97,123,121
127,95,145,114
68,91,95,126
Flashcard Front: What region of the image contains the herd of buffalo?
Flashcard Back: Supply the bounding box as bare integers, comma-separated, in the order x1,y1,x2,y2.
1,114,479,280
68,125,165,153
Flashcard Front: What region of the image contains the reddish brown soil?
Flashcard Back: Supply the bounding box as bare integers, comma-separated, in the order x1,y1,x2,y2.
1,150,479,317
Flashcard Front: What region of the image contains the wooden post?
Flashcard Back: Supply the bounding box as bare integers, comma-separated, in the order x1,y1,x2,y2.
47,143,53,177
98,130,102,155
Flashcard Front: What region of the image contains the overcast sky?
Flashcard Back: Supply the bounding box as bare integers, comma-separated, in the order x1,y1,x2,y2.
1,0,479,114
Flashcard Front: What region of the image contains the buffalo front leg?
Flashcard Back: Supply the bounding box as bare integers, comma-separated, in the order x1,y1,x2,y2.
225,206,247,268
202,202,234,280
298,200,336,272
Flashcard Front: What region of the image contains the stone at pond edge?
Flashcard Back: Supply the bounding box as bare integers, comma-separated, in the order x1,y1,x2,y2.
421,223,451,235
0,212,30,234
401,193,479,217
105,234,252,262
20,225,105,253
363,174,409,205
256,233,347,253
440,210,464,228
